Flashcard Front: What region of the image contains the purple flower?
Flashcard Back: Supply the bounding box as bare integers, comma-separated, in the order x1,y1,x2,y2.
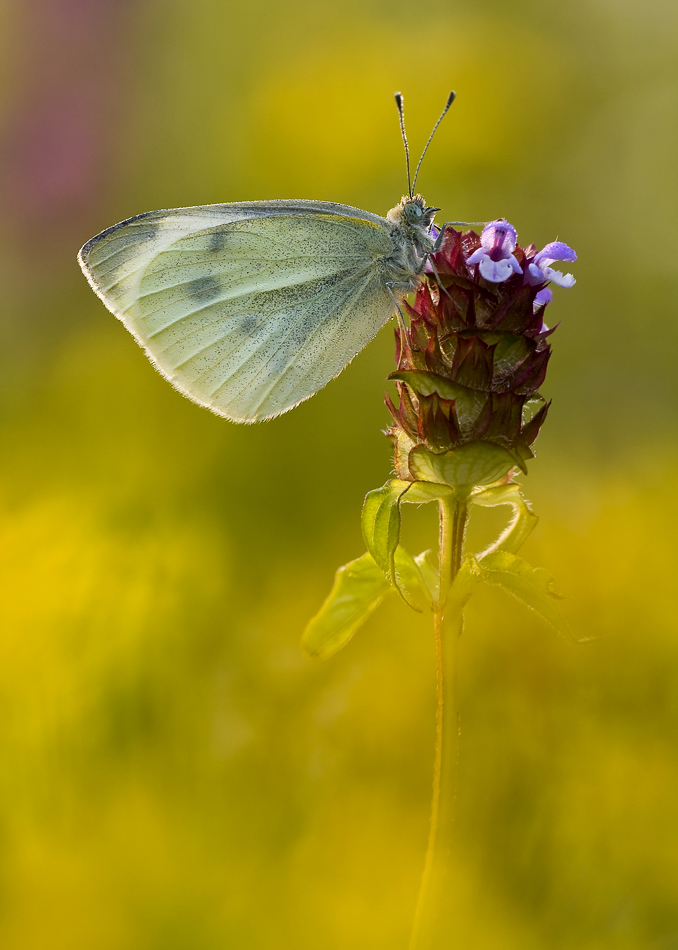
525,242,577,289
466,219,523,283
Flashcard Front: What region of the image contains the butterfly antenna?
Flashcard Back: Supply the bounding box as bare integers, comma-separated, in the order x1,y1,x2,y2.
394,92,412,198
411,90,456,194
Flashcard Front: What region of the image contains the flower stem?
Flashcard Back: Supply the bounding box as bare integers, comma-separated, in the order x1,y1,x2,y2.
409,497,468,950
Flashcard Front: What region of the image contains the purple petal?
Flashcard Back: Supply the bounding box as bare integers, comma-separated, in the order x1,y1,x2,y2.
534,241,577,265
534,288,552,308
479,256,519,282
525,262,546,286
541,265,576,288
466,248,485,266
480,218,518,260
508,254,523,275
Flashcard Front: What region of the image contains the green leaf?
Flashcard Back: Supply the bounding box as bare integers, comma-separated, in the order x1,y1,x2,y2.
301,548,432,659
393,547,432,610
478,551,571,639
362,479,421,608
401,481,455,505
471,482,538,555
414,549,439,604
446,555,484,614
301,553,390,659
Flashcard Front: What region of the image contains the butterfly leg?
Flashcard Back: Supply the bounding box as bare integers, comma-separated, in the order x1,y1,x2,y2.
432,221,486,252
423,255,455,304
385,283,409,333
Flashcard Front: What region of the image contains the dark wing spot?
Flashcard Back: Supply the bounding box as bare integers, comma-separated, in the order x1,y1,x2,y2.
187,276,222,303
238,314,258,334
208,229,228,252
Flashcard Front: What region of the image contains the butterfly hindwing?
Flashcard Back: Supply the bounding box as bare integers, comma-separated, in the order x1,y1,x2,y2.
79,201,396,421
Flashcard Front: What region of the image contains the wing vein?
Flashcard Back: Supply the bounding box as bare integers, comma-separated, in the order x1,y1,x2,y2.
209,268,375,407
246,272,379,415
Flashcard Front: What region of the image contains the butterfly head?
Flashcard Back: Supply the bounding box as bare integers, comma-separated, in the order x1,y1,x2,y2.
387,194,440,238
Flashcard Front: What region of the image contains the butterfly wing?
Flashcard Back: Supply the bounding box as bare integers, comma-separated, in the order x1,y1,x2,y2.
78,200,397,422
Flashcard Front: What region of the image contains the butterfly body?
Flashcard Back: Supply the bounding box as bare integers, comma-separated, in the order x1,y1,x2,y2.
78,194,439,422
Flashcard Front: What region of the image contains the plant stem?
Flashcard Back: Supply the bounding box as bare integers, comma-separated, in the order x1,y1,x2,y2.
409,497,468,950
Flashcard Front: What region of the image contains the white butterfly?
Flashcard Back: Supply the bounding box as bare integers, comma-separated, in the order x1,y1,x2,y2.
77,93,456,423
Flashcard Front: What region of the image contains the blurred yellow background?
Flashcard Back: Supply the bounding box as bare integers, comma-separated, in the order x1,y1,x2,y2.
1,0,678,947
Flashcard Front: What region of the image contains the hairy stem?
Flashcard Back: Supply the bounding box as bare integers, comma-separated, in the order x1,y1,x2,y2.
409,497,468,950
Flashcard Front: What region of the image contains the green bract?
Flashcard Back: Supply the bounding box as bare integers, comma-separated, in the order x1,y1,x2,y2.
408,442,517,493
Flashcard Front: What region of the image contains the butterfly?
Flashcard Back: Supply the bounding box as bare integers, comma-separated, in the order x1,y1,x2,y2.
78,93,457,423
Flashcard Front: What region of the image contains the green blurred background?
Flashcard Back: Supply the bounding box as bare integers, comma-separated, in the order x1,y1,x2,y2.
1,0,678,947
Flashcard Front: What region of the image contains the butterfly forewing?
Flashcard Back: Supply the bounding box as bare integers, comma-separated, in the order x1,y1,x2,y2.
79,201,398,422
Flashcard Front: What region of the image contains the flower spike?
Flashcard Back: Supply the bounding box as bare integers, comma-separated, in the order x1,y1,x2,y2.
386,220,576,491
